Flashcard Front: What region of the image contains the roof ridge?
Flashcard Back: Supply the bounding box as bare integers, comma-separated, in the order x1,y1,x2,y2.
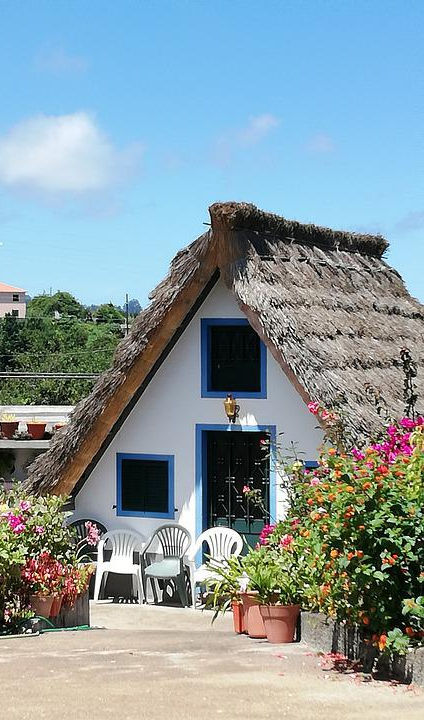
209,202,388,259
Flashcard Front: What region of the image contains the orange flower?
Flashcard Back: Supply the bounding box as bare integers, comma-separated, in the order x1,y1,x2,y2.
334,470,342,479
356,550,364,559
330,549,339,558
362,615,370,625
405,627,415,637
358,525,365,530
378,634,387,651
345,486,354,493
322,524,328,533
347,552,355,561
322,483,329,490
328,448,336,456
328,493,336,502
307,498,314,506
362,481,372,491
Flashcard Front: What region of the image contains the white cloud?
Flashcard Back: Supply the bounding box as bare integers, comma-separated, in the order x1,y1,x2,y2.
35,47,88,74
212,113,280,167
236,114,280,146
305,133,335,154
394,210,424,233
0,112,143,195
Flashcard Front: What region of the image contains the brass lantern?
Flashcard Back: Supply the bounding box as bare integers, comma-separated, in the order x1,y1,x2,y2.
223,393,239,424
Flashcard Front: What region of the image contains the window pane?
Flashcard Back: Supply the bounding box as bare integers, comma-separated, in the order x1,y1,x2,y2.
121,458,169,513
12,294,19,302
210,325,261,392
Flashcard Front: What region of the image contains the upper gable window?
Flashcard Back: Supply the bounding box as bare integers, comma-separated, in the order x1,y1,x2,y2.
12,294,19,302
201,318,267,398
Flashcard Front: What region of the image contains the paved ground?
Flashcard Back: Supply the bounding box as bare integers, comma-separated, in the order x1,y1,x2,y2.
1,602,423,720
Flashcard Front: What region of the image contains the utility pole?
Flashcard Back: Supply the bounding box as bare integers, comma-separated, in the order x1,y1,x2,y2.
125,293,129,335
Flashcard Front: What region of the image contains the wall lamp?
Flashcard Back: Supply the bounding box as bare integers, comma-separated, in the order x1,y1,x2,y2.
223,393,240,424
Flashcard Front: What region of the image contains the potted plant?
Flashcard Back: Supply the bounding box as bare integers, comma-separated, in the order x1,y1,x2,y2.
21,552,65,618
1,413,19,439
26,418,47,440
258,563,301,644
206,555,246,633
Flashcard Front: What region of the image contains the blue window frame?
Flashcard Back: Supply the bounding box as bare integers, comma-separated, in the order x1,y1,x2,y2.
116,453,175,519
201,318,267,398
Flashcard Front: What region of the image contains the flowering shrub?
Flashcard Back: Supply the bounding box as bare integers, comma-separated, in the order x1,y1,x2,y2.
21,552,66,596
0,488,98,629
250,413,424,653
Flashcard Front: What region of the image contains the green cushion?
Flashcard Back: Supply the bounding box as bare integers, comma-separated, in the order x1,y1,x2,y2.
144,559,181,578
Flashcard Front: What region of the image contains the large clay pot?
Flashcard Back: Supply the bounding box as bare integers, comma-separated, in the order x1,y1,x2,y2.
240,592,266,638
50,595,63,618
27,423,46,440
231,600,245,634
1,421,19,439
259,604,300,643
29,594,54,618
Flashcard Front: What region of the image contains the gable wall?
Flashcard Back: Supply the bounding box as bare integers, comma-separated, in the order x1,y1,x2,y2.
74,281,322,544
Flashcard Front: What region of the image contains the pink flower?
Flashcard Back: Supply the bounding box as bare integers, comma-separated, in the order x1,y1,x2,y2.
351,448,365,460
35,526,45,535
13,523,26,534
307,401,320,415
309,478,321,486
242,485,250,494
291,517,300,529
259,524,276,545
19,500,31,512
85,521,101,547
400,417,416,429
279,534,294,548
7,513,25,532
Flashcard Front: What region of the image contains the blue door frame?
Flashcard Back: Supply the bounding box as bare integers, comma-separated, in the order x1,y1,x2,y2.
195,423,277,546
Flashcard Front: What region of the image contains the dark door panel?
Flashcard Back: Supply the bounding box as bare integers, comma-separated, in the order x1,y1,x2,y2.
206,431,269,547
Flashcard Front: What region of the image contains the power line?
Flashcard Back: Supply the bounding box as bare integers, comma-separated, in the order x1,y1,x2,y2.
0,372,99,381
0,347,115,359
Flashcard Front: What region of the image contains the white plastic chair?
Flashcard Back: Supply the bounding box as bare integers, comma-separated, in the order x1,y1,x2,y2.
189,527,244,609
93,530,145,603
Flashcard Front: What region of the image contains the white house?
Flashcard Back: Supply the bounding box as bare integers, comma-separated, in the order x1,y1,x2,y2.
25,201,424,549
0,281,26,318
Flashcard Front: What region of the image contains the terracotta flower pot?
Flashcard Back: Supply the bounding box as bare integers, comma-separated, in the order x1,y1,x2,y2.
240,591,266,638
49,595,63,618
259,604,300,643
1,421,19,439
27,423,46,440
29,594,55,618
231,600,245,634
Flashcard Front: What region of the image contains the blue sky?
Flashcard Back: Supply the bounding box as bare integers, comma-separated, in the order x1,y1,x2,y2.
0,0,423,304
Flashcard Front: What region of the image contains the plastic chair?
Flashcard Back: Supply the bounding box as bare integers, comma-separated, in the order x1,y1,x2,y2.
140,524,192,607
93,530,145,603
189,527,244,609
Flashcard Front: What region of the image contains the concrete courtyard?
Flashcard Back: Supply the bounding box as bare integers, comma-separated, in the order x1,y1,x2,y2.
1,602,423,720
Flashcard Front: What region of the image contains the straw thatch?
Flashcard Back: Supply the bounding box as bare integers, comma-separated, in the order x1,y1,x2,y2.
25,202,424,495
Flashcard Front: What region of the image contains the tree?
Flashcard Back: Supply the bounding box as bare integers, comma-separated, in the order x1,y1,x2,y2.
127,298,142,316
27,292,87,319
93,303,125,324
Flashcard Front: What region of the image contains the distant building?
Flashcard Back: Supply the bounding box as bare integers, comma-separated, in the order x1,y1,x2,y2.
0,281,26,318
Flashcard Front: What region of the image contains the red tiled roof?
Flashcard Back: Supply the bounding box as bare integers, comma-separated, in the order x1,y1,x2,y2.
0,281,26,293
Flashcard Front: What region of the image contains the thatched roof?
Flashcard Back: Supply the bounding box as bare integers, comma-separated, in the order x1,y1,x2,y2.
25,201,424,495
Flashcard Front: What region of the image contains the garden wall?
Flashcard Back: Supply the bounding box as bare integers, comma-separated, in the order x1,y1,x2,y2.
301,611,424,686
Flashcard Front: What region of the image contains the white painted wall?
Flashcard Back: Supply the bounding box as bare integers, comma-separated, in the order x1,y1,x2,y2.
74,281,322,544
